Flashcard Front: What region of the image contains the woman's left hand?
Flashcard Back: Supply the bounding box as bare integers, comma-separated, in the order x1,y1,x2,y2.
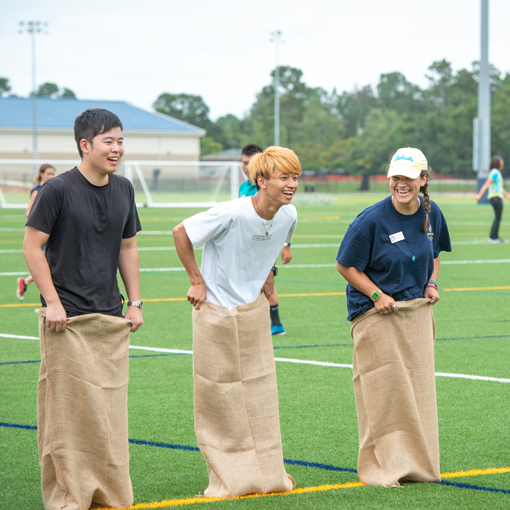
424,285,440,305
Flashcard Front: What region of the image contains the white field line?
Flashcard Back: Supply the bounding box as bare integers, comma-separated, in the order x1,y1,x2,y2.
3,259,510,276
2,333,510,383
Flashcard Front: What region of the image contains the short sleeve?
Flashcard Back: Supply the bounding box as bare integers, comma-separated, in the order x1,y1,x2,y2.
183,204,232,248
489,169,499,181
433,208,451,258
26,182,63,235
122,185,142,238
285,218,297,244
336,225,372,272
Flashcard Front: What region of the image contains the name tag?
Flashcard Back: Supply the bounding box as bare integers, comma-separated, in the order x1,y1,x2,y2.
252,235,272,241
389,231,405,243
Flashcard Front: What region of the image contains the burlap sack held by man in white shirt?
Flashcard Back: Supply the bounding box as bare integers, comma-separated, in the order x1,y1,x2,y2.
173,146,302,498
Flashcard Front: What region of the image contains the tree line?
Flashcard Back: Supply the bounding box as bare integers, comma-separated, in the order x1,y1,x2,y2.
152,60,510,177
3,59,510,176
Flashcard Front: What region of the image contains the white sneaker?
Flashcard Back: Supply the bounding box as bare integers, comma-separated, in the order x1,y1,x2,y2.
488,238,504,243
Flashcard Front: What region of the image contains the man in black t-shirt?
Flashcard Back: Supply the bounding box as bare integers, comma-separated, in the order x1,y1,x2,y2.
23,109,143,509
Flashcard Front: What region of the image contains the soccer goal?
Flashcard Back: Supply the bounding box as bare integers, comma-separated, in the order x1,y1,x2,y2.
0,159,244,209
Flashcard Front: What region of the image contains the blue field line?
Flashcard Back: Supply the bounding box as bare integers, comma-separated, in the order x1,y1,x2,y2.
0,422,37,430
273,343,353,350
128,438,200,452
436,334,510,342
438,479,510,494
2,422,510,495
0,352,188,366
284,459,357,473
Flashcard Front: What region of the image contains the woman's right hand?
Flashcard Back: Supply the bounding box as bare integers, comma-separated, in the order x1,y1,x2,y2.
374,293,398,315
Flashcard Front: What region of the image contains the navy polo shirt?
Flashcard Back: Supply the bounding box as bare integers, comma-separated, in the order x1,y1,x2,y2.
336,196,451,321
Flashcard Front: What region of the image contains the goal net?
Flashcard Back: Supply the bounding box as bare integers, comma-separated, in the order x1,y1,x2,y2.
0,159,244,209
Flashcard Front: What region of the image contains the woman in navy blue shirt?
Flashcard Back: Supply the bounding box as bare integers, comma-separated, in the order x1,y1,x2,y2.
336,148,451,488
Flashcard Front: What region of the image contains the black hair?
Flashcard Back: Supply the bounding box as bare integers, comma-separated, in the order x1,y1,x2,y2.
74,108,123,158
242,144,263,158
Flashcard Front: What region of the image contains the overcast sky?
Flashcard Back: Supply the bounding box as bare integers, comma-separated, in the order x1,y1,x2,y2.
2,0,510,121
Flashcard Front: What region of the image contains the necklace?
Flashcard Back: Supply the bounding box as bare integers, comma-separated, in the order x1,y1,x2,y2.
254,194,274,236
392,196,421,262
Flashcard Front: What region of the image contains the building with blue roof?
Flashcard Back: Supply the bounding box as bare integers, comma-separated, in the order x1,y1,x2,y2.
0,97,205,162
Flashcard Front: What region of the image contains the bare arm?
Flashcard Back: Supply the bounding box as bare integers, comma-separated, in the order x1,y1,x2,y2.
336,262,398,314
424,256,441,305
118,236,143,332
475,177,493,201
281,246,292,264
172,222,207,310
25,190,38,218
23,226,67,331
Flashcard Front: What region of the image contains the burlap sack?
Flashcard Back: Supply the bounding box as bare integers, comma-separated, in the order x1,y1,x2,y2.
37,309,133,510
350,298,440,488
192,294,295,498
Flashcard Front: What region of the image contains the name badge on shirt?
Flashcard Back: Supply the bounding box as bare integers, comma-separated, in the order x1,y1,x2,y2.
252,235,272,241
389,231,405,243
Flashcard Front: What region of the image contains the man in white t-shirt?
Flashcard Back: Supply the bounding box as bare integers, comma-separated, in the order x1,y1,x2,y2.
173,146,301,498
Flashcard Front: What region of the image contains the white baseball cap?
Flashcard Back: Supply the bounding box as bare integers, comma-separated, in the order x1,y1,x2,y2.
387,147,428,179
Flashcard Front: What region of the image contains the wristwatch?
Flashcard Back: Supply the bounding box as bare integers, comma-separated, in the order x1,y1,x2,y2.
271,266,278,277
127,300,143,309
370,289,382,302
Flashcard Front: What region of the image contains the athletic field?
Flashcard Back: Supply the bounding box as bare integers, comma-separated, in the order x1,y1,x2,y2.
1,194,509,509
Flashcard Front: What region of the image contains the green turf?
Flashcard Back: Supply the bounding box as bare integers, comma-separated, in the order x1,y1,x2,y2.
1,194,509,509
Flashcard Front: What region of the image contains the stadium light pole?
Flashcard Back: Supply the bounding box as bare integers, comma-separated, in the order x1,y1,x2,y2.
271,30,282,146
473,0,490,203
19,21,48,175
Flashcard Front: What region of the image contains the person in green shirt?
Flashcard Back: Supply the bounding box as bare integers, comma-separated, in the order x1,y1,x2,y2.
476,155,510,243
239,144,291,335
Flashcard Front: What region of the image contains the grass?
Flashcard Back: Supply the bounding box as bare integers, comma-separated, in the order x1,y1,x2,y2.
1,193,510,509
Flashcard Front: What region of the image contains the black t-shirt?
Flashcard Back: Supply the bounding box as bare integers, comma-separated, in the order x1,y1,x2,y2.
27,167,142,316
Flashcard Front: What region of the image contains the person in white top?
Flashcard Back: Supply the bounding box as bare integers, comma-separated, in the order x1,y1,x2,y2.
173,146,301,498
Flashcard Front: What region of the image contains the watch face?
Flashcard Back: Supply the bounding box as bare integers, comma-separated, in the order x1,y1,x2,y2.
371,292,379,301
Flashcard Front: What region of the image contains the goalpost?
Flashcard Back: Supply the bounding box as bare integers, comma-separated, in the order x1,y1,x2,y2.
0,159,244,209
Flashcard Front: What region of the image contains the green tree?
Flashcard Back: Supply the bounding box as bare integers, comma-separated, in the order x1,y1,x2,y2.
60,88,76,98
200,137,223,157
377,72,423,117
426,59,454,111
35,82,60,98
336,85,378,138
153,93,211,128
0,77,11,97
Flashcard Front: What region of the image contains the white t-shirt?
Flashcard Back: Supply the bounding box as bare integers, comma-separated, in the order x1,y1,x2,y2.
183,197,297,310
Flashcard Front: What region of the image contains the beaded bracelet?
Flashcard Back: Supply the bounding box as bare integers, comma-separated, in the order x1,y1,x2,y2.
426,284,438,289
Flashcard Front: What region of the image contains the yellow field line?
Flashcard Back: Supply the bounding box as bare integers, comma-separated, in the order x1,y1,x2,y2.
443,286,510,292
441,466,510,478
1,286,509,308
98,482,365,510
98,466,510,509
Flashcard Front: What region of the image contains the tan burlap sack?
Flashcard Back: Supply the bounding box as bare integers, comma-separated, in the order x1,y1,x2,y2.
350,298,440,488
192,294,295,498
37,309,133,510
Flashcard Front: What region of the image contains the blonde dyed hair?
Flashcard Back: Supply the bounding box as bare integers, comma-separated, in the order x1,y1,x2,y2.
249,146,301,189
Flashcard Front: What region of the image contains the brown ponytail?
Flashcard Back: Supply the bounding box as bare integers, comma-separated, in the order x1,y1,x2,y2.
420,167,433,232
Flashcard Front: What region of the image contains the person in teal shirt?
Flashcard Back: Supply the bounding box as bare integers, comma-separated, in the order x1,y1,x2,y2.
476,155,510,243
239,144,292,335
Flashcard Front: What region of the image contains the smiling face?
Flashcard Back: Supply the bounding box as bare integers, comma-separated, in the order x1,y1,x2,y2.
258,168,299,206
81,127,124,176
389,174,427,214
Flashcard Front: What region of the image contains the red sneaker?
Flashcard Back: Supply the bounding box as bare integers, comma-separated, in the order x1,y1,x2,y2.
16,277,27,301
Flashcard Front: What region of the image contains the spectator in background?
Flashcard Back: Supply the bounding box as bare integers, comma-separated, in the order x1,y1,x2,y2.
476,155,510,243
17,164,55,300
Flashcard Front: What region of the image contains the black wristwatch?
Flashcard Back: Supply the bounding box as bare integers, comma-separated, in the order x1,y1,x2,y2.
271,266,278,277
